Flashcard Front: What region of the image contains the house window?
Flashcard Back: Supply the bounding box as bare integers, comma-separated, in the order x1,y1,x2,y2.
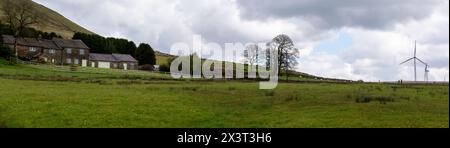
66,58,72,64
66,48,72,54
74,59,79,65
80,49,85,55
29,47,37,52
49,49,55,54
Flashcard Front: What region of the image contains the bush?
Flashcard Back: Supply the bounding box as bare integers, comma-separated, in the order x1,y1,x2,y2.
228,87,236,91
0,57,8,65
182,86,199,92
135,43,156,65
116,80,142,85
0,44,12,59
139,64,155,71
264,91,275,96
285,95,299,102
355,95,394,104
159,64,170,72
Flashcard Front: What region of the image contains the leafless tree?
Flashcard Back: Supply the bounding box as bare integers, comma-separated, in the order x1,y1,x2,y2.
267,34,299,81
1,0,39,61
243,44,261,68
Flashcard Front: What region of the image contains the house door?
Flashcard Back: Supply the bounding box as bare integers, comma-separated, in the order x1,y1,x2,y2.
82,60,87,67
123,63,128,70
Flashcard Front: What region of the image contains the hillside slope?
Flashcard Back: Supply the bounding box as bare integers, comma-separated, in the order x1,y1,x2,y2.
154,51,352,82
0,0,93,38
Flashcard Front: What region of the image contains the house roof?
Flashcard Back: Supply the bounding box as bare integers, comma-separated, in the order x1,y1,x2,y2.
89,53,117,62
53,38,90,49
37,39,61,49
89,53,138,63
112,54,138,62
1,35,15,44
1,35,61,49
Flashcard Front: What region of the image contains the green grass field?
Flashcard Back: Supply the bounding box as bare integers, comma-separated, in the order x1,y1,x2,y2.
156,55,173,66
0,62,448,128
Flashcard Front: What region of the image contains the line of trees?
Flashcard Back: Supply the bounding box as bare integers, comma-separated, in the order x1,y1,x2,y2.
72,32,156,65
0,23,62,39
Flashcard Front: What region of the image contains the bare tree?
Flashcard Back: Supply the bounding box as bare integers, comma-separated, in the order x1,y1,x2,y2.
267,34,299,81
1,0,39,61
243,44,261,68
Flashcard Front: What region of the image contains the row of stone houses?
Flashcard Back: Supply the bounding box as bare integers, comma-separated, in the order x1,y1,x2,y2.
1,35,138,70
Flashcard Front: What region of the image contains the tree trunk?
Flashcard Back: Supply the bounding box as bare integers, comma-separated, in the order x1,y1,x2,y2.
13,37,18,63
285,50,289,82
286,69,289,82
278,48,283,77
61,48,64,66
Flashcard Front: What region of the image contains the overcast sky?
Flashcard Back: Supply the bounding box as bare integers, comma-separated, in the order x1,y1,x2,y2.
33,0,449,81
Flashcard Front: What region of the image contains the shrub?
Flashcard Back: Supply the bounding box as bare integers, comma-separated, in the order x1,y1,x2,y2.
135,43,156,65
159,64,170,72
392,86,398,92
264,91,275,97
117,80,142,85
374,86,383,91
85,79,107,85
228,87,236,91
0,57,8,65
182,86,199,92
0,44,12,59
355,95,395,104
285,95,299,102
139,64,155,71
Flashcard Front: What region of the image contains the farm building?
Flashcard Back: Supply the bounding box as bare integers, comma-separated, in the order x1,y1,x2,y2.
89,53,138,70
52,38,90,66
1,35,138,70
1,35,90,66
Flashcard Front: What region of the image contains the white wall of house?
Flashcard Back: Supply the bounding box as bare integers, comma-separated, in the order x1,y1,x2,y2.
82,60,87,67
98,62,111,69
123,63,128,70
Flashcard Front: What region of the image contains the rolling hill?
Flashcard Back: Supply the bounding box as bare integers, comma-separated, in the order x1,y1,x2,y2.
0,0,93,38
154,51,352,82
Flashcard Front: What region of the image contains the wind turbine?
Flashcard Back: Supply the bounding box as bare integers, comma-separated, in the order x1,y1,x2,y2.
424,64,430,82
400,41,429,81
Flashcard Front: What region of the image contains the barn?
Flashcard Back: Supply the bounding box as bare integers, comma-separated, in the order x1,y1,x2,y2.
89,53,138,70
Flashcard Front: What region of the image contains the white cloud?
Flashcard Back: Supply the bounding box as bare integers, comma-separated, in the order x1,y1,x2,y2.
347,2,448,81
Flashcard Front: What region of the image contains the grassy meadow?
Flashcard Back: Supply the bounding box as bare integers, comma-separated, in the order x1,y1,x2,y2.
0,62,448,128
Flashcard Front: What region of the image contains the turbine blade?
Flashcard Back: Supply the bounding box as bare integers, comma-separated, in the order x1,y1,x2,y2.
400,57,414,65
414,41,417,57
415,58,427,65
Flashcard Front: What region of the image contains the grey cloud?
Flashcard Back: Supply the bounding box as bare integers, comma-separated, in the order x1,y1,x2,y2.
237,0,442,29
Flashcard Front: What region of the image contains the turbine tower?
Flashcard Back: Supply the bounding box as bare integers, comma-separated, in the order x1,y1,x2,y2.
400,41,429,81
424,64,430,82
